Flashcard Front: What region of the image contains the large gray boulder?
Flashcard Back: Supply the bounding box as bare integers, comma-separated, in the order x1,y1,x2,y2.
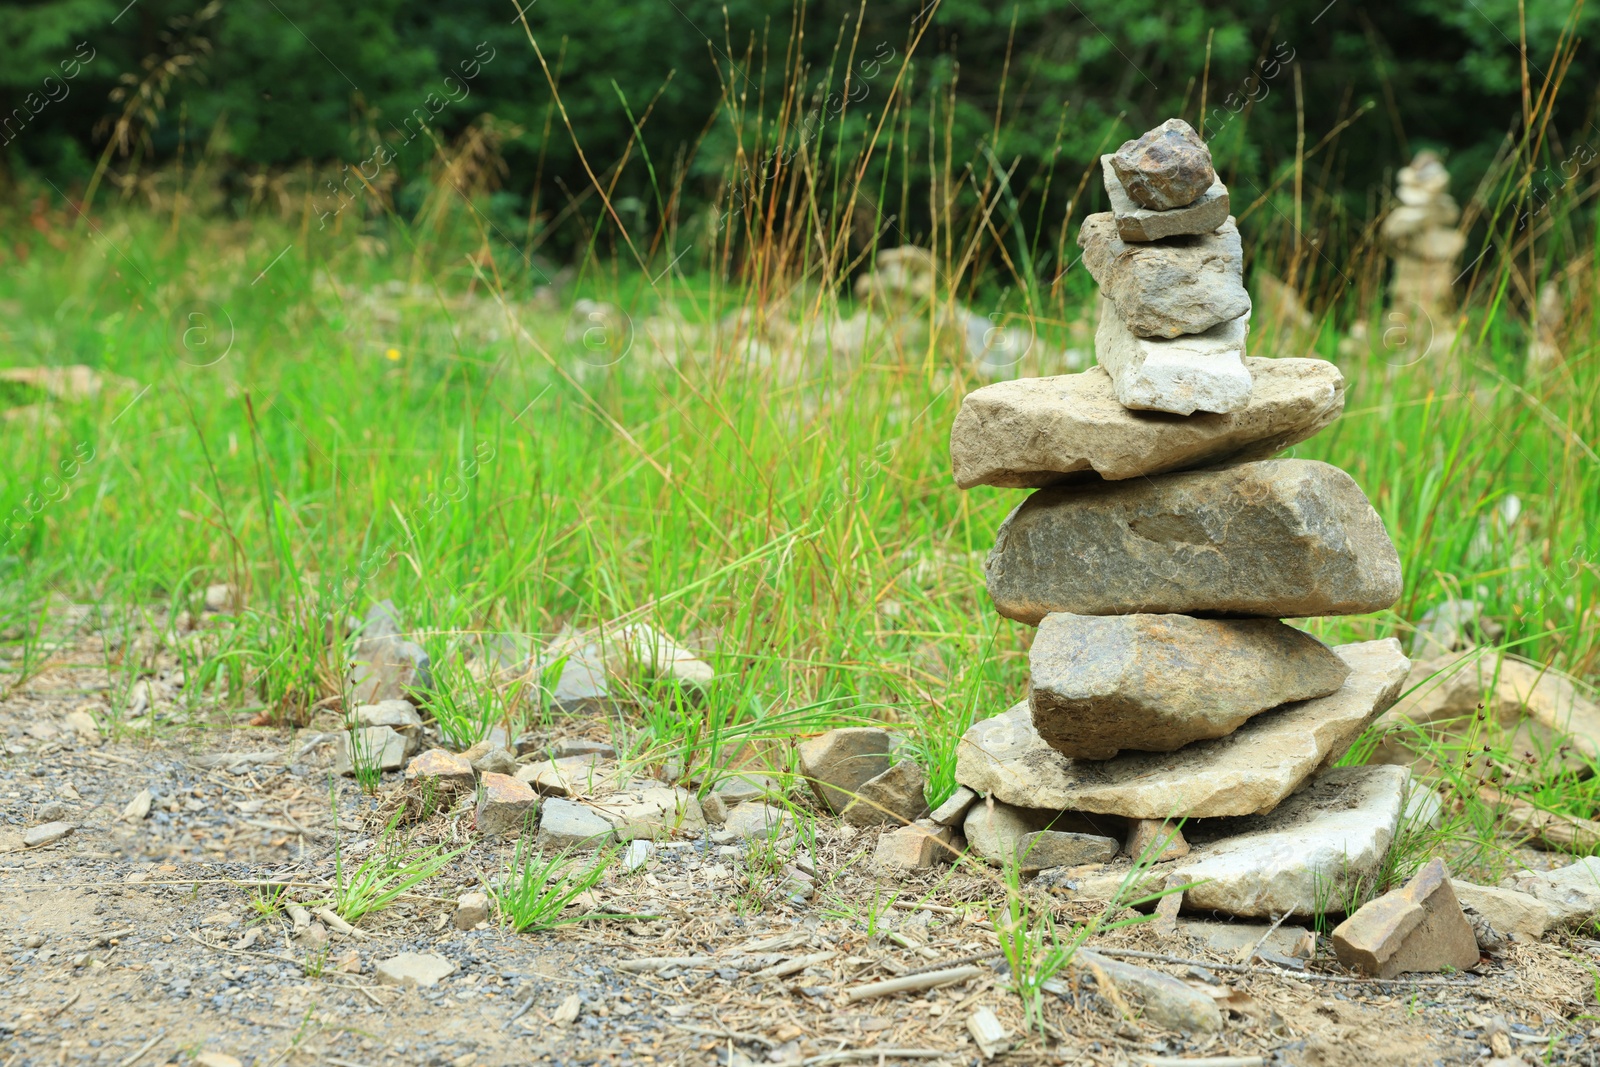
1029,613,1349,759
986,459,1403,623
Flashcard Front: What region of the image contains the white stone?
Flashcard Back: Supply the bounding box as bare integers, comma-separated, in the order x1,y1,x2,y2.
1167,765,1410,917
1095,301,1251,414
375,952,456,987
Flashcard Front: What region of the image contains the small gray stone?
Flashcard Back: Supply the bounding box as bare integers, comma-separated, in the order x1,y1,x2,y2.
35,801,70,823
928,786,978,827
1095,301,1252,415
353,699,422,732
466,744,518,777
453,891,489,930
713,773,780,805
701,793,731,825
1029,613,1350,759
536,797,618,849
1070,949,1222,1033
986,459,1403,624
842,761,928,826
375,952,455,988
1079,214,1250,338
722,802,796,841
23,821,74,848
552,738,617,759
1110,118,1216,210
335,727,408,775
1102,154,1229,241
1015,830,1119,872
797,728,892,814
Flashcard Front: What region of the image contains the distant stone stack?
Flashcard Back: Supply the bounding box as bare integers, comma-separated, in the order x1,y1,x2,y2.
1380,151,1465,329
944,120,1416,919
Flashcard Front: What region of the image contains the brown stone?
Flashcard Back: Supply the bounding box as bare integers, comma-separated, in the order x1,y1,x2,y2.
874,820,961,869
474,772,539,837
1332,859,1480,977
842,760,929,826
1125,819,1189,862
1102,154,1229,241
797,727,892,814
1029,613,1349,759
986,459,1403,623
404,748,475,790
1110,118,1216,210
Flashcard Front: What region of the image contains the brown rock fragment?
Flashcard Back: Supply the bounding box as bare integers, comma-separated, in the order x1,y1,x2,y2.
1110,119,1216,210
474,772,540,837
1126,818,1190,862
1331,858,1479,977
797,727,892,814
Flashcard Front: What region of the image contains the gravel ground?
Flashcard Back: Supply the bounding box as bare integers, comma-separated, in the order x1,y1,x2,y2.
4,627,1600,1067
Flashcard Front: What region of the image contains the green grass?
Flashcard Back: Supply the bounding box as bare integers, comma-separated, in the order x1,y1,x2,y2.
492,841,617,933
0,16,1597,844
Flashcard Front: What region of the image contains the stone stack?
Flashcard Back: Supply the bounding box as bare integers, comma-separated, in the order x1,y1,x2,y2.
1380,151,1465,330
945,119,1415,919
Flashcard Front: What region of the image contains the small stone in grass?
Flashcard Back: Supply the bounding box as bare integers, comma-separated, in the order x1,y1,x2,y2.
474,772,539,837
453,891,490,930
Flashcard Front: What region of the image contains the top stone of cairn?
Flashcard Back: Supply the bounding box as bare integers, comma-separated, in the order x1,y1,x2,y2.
1111,119,1216,211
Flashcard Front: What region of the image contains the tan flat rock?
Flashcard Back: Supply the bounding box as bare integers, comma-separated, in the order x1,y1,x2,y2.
949,358,1345,489
955,639,1410,818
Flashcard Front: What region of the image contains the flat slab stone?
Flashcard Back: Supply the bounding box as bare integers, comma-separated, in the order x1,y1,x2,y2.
955,639,1410,818
375,952,456,987
1096,301,1252,414
1079,214,1250,338
1102,155,1229,241
1015,830,1119,872
1029,613,1349,759
950,358,1344,489
404,748,475,790
515,754,628,798
1168,765,1411,917
23,821,74,848
536,797,619,849
986,459,1403,623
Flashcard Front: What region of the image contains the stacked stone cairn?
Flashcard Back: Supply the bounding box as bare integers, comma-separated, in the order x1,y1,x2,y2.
943,119,1418,919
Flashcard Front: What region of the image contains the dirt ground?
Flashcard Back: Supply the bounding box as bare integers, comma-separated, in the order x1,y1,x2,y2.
4,632,1600,1067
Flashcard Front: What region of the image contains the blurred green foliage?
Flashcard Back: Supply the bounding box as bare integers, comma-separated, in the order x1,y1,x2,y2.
1,0,1595,253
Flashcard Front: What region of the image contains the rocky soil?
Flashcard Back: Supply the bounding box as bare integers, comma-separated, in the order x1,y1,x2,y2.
4,630,1600,1067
